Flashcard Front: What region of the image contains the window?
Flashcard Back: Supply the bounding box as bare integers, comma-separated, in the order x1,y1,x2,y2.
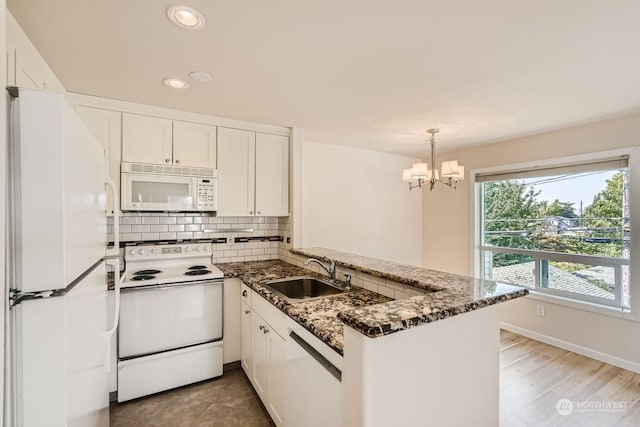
476,157,630,308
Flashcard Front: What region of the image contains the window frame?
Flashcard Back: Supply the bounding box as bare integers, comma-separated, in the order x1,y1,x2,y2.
472,147,638,316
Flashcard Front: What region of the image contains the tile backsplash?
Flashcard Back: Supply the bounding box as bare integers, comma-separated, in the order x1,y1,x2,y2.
108,212,289,263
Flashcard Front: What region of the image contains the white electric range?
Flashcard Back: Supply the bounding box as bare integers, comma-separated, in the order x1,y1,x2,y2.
117,242,224,402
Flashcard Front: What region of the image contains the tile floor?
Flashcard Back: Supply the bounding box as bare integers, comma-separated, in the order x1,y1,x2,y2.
110,369,273,427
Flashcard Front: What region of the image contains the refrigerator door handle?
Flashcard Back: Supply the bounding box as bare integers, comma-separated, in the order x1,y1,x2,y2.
105,174,120,257
105,169,121,374
105,258,120,374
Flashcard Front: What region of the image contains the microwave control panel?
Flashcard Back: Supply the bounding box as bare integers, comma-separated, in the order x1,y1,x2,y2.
197,178,217,210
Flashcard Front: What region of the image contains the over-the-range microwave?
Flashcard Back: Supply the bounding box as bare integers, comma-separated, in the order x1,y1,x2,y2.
121,162,217,212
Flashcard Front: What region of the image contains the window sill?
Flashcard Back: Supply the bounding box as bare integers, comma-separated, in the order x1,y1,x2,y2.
524,290,638,322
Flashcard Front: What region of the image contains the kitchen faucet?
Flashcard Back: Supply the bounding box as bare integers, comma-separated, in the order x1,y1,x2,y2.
304,257,336,282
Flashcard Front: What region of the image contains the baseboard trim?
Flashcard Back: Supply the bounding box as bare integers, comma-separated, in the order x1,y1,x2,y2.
223,360,242,373
500,322,640,374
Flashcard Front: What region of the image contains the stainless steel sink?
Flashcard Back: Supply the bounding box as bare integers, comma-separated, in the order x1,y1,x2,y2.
264,276,346,301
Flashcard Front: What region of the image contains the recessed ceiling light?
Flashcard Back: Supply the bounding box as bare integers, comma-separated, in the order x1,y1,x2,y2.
167,5,206,30
189,71,212,83
163,78,189,89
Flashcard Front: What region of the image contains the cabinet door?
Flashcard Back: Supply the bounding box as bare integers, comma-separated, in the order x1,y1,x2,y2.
252,313,269,401
240,301,253,375
76,106,122,217
217,127,255,216
173,121,217,168
267,331,286,426
122,113,173,165
255,133,289,216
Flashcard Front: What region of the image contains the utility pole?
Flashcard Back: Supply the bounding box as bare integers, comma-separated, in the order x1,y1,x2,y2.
579,200,584,228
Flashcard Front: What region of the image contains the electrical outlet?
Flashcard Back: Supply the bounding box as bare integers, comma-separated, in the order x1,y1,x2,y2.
226,235,234,245
536,304,546,317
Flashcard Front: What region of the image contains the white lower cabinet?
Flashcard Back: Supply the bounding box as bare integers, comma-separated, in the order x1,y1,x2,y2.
241,300,253,375
240,285,343,427
251,313,269,398
241,286,285,426
266,323,286,424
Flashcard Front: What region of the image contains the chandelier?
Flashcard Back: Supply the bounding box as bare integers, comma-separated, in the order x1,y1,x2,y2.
402,129,464,191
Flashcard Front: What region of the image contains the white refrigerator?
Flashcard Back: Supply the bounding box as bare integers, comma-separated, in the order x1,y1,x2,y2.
5,87,120,427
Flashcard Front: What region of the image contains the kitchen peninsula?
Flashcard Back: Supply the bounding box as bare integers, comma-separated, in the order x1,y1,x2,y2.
220,247,528,427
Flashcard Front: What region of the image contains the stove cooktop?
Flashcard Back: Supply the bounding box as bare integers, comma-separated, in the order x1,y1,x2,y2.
121,262,223,288
121,242,223,289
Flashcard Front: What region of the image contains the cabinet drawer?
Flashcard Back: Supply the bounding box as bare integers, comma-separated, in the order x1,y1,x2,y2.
251,291,287,339
241,283,252,306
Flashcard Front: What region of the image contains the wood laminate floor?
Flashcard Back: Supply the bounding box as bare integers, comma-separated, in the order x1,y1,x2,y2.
110,331,639,426
500,329,640,426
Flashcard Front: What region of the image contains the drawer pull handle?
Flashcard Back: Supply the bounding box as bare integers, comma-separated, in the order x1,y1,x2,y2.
242,290,247,297
245,310,250,314
259,325,265,331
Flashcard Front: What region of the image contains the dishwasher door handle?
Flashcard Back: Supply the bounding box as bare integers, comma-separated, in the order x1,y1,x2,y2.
289,331,342,382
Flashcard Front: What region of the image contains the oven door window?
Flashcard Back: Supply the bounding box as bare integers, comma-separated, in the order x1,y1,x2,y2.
130,180,192,208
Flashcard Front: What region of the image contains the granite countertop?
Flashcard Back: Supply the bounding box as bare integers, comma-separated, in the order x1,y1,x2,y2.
217,260,391,355
290,247,529,338
217,249,528,354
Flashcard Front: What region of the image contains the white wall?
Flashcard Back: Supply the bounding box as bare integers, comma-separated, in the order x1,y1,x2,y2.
300,141,423,266
422,112,640,371
1,1,7,420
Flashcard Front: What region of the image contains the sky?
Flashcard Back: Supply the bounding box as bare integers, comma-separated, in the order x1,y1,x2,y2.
522,170,618,210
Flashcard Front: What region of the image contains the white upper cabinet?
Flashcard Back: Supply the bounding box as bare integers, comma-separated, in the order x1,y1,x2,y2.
255,133,289,217
173,121,217,168
76,106,122,216
217,127,289,217
122,113,217,168
122,113,173,165
216,128,256,216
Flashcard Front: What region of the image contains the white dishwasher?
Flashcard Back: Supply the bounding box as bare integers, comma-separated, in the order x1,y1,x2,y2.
285,320,343,427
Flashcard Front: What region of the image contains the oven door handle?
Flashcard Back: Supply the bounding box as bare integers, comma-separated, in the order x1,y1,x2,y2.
121,279,223,293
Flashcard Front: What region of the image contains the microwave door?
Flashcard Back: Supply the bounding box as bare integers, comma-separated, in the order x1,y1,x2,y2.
122,174,196,211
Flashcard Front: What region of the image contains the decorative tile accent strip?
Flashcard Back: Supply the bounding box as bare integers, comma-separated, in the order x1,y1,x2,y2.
107,213,285,243
106,212,290,262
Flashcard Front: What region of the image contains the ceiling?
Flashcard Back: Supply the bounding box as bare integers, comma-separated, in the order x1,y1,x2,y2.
8,0,640,158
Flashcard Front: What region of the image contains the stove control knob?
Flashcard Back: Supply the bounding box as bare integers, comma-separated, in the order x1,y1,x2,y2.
129,249,136,255
138,249,145,255
185,247,191,253
150,248,157,254
203,246,209,252
196,246,202,252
